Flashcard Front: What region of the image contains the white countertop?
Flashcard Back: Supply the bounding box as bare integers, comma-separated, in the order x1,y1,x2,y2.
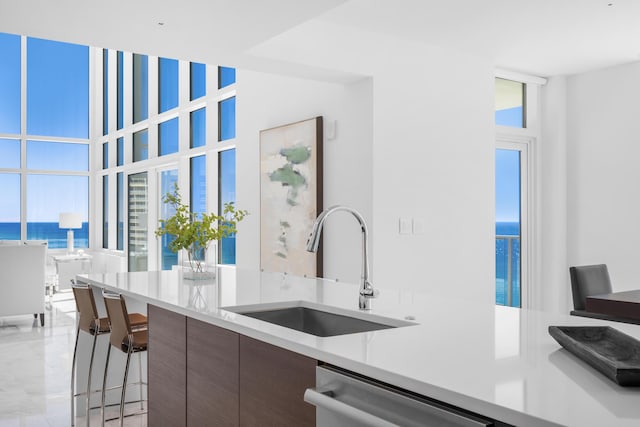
79,268,640,427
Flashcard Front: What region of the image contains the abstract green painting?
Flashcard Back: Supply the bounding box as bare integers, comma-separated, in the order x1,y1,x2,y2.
260,116,323,277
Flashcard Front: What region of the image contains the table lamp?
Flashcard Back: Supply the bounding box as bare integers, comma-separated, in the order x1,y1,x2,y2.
59,213,82,253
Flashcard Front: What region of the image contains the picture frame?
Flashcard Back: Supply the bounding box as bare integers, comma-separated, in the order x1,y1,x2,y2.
259,116,323,277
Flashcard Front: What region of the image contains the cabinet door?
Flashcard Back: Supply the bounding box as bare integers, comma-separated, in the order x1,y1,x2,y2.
187,318,239,426
239,336,316,427
148,304,187,427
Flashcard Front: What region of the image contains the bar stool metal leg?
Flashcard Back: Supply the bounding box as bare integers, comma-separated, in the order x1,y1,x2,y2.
120,345,133,427
101,344,112,427
71,322,101,427
85,333,98,427
70,325,80,427
138,350,143,410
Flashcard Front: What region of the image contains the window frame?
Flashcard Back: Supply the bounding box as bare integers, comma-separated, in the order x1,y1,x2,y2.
157,165,179,270
98,48,238,270
0,34,91,248
495,70,545,310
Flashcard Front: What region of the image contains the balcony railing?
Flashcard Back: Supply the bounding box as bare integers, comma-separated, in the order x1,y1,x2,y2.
496,235,520,307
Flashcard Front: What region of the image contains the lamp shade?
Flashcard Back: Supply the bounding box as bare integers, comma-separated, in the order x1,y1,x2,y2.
59,213,83,229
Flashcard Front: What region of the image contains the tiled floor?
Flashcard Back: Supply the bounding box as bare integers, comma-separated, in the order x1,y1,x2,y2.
0,292,146,426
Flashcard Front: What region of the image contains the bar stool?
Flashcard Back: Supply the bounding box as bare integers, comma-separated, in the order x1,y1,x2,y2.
101,290,149,427
70,284,147,427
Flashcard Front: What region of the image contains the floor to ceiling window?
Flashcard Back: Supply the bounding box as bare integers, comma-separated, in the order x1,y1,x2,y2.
219,96,236,141
102,175,108,249
219,148,237,264
0,32,89,249
219,66,235,89
133,129,149,162
190,108,206,148
159,117,179,156
189,155,207,264
159,57,178,113
0,33,21,242
0,173,20,240
495,75,541,308
117,172,124,250
495,78,525,128
3,32,239,262
99,45,238,271
117,51,123,130
103,48,108,136
128,172,148,271
190,62,206,101
190,155,207,216
0,32,20,134
495,148,522,307
495,78,525,307
132,53,148,124
216,67,237,264
159,169,178,270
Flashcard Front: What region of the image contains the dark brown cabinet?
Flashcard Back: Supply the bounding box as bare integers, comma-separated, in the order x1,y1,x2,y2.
187,317,239,426
148,305,187,427
148,305,316,426
239,336,316,427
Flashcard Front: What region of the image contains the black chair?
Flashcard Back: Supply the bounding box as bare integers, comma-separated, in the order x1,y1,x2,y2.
570,264,612,311
569,264,640,325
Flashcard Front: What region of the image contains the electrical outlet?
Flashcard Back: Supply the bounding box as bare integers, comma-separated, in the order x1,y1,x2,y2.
412,218,425,235
399,218,411,235
326,120,337,140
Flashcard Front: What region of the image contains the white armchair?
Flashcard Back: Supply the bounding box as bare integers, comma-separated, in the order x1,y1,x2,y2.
0,243,46,326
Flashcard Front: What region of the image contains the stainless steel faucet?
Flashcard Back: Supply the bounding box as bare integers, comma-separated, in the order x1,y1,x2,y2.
306,206,378,310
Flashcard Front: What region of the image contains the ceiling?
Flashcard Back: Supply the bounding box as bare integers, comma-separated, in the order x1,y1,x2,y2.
1,0,639,80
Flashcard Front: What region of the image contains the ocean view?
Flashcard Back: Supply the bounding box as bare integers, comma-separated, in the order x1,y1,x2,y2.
496,221,520,307
496,221,519,236
1,220,510,303
0,222,89,249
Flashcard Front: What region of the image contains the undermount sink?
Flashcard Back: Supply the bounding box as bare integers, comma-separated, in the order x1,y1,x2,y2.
223,301,415,337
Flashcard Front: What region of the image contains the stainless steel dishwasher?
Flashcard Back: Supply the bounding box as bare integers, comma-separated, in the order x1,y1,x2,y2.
305,366,495,427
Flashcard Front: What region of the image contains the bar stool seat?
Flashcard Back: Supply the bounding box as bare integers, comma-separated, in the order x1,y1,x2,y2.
120,330,148,353
90,317,111,334
70,284,148,427
104,313,147,331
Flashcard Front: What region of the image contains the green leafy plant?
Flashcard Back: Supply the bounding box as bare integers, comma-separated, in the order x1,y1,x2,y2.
155,183,248,272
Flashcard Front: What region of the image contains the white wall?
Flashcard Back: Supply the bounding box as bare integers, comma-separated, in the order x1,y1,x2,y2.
235,70,373,285
237,36,496,303
539,76,569,313
566,62,640,295
370,49,495,303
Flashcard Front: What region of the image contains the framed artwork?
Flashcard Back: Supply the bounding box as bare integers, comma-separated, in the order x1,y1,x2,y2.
260,116,323,277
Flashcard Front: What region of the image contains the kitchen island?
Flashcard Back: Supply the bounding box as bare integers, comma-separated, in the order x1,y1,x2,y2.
78,267,640,426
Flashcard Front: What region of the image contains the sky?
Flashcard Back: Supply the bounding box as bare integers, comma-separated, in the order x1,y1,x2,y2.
0,33,89,222
495,104,523,223
0,32,20,134
495,149,520,223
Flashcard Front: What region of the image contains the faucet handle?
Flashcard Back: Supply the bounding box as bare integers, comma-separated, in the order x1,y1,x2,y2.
358,289,378,310
360,286,379,298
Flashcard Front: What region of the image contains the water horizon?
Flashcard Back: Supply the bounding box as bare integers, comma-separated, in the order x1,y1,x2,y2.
0,221,89,249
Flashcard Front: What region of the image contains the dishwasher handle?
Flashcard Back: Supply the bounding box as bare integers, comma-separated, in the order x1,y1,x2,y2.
304,388,400,427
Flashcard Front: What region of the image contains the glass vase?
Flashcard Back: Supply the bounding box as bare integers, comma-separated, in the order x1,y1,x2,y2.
182,244,216,280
